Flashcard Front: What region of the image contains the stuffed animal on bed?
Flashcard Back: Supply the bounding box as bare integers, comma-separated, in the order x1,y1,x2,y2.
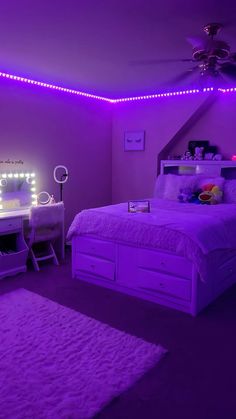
177,187,194,203
198,183,223,204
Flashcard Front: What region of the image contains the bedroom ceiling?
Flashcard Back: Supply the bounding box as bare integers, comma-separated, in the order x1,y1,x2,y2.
0,0,236,98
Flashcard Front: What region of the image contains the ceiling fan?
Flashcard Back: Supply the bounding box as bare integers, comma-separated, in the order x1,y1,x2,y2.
133,23,236,85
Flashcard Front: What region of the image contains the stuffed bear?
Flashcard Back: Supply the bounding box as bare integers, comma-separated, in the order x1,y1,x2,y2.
194,146,204,160
178,187,193,203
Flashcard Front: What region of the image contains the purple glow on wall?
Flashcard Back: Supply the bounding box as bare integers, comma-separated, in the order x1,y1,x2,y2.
0,71,112,102
0,71,235,102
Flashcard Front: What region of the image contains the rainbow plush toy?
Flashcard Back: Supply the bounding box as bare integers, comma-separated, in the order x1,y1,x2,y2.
198,183,223,204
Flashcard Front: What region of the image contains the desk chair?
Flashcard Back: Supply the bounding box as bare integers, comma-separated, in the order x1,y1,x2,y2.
26,202,64,271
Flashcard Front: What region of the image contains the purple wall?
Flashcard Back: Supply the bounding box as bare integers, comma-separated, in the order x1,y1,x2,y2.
0,78,112,232
112,93,209,203
170,93,236,160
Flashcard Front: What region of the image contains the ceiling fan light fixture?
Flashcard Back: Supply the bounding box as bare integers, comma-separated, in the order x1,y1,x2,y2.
203,23,222,37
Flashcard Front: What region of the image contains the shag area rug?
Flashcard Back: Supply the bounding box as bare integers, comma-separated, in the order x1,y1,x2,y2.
0,289,166,418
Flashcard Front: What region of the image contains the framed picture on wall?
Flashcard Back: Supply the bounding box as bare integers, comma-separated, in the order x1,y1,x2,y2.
124,131,145,151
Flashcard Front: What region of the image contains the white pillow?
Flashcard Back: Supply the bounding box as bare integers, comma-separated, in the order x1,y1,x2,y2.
153,175,167,198
223,179,236,203
154,174,198,201
196,176,225,191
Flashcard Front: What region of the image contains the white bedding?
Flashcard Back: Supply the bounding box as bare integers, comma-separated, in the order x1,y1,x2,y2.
67,199,236,277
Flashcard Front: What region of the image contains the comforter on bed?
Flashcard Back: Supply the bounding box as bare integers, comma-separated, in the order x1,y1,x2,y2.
67,199,236,278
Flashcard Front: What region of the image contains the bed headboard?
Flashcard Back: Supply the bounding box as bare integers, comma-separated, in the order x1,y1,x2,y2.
160,160,236,179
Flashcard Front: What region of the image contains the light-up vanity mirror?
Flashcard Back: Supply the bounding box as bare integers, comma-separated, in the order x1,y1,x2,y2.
0,172,37,211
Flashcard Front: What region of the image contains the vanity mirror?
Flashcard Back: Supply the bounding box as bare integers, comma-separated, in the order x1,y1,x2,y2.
0,172,37,211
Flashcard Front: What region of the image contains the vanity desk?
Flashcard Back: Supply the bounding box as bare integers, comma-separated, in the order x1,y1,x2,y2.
0,172,65,279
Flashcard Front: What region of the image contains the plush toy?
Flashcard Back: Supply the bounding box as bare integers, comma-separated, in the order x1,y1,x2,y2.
181,150,193,160
198,183,223,204
178,187,193,203
194,146,204,160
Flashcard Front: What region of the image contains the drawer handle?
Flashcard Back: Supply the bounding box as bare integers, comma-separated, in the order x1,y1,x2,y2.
159,282,165,288
90,264,95,269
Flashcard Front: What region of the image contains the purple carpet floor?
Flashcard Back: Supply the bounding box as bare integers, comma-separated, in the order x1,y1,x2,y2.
0,288,166,418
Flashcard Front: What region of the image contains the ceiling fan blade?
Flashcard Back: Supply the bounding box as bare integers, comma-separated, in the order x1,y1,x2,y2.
219,62,236,78
164,66,199,86
186,36,205,47
129,58,192,66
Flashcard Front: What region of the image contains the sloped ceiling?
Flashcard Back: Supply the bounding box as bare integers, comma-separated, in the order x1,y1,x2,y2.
0,0,236,97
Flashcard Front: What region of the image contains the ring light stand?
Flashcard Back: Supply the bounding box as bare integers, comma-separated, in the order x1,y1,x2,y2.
53,165,69,202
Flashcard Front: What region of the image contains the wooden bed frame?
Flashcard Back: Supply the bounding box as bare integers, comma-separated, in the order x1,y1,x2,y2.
72,160,236,316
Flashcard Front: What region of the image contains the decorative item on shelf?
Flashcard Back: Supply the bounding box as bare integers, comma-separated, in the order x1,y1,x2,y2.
188,140,209,157
231,155,236,161
204,152,214,160
213,154,222,161
181,150,193,160
53,165,69,202
194,146,204,160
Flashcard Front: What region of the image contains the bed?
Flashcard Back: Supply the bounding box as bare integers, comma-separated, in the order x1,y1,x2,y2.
68,160,236,316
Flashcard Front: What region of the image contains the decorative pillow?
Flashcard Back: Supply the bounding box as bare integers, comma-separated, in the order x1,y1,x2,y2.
196,176,225,191
153,174,167,199
164,174,198,200
223,179,236,203
154,174,198,201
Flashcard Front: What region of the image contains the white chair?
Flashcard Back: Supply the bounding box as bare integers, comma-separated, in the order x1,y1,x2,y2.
26,202,64,271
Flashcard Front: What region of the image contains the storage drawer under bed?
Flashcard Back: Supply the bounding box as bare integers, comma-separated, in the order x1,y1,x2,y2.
76,236,115,261
76,253,115,281
136,267,191,301
137,247,192,280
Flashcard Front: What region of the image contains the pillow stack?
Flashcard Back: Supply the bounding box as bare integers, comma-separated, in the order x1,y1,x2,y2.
154,174,225,204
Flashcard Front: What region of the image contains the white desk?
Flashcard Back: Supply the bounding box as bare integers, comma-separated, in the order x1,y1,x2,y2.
0,209,29,219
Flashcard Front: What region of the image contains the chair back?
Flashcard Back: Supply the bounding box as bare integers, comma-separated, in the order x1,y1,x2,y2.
28,202,64,245
29,202,64,229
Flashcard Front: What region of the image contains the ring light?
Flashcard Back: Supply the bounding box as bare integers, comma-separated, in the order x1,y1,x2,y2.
53,165,69,184
53,165,69,202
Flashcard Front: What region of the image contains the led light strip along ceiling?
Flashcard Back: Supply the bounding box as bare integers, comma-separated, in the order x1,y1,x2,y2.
0,71,235,102
0,172,36,209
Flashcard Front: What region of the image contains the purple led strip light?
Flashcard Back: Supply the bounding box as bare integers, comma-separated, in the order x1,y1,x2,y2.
0,71,234,102
0,71,111,102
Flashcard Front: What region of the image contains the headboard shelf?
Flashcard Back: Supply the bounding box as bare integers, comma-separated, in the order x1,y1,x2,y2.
160,160,236,178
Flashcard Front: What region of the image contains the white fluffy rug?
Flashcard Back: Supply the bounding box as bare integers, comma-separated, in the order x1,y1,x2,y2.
0,289,166,418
